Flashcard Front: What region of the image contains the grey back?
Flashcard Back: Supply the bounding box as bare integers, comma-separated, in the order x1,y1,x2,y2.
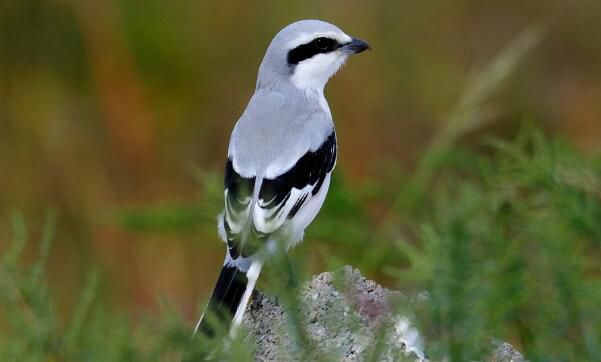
228,20,341,178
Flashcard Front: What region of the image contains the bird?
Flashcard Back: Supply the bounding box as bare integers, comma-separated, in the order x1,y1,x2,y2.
194,19,369,337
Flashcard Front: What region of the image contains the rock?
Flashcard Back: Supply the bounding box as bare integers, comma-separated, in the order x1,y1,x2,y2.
242,266,427,361
487,341,525,362
242,266,524,362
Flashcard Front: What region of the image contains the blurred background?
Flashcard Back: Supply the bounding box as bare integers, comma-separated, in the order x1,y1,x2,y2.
1,0,600,342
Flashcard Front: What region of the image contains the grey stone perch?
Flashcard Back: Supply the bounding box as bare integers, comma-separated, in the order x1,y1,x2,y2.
242,266,524,362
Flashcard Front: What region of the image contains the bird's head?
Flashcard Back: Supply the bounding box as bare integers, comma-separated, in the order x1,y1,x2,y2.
257,20,370,92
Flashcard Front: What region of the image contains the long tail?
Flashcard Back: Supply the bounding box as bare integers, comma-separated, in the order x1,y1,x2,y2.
194,258,262,337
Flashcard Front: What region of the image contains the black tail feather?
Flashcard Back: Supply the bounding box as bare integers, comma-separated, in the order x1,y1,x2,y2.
195,265,248,336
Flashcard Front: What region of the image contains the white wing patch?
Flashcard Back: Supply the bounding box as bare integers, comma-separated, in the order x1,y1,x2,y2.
223,130,337,258
254,184,314,235
224,189,252,235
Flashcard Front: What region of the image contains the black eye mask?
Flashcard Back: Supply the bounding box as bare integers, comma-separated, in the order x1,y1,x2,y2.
287,37,342,65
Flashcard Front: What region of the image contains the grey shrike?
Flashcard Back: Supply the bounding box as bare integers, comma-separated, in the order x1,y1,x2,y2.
195,19,369,336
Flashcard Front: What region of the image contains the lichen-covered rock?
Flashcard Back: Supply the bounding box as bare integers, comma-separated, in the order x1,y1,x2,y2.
487,341,525,362
242,266,524,362
242,266,427,361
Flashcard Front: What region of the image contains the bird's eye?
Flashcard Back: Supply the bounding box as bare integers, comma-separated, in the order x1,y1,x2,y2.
315,38,327,50
314,37,336,52
287,37,340,65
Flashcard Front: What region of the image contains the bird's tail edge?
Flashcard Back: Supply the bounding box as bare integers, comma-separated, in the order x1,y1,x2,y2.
194,258,262,337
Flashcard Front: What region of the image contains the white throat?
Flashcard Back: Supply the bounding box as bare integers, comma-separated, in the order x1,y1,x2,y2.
290,52,348,92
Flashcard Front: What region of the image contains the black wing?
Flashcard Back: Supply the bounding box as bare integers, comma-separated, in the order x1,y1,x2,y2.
258,131,337,222
223,131,337,258
223,159,256,259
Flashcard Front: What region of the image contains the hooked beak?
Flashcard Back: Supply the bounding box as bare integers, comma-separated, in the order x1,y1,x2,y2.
342,37,371,54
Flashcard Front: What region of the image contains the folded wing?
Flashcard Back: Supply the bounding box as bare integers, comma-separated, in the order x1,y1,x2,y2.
223,131,337,259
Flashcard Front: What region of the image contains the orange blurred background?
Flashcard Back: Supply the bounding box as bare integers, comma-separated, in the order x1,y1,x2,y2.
1,0,600,322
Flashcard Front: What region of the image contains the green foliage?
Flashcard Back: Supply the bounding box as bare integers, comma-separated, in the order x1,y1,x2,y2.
0,212,196,361
391,128,601,361
3,127,599,361
2,21,600,362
